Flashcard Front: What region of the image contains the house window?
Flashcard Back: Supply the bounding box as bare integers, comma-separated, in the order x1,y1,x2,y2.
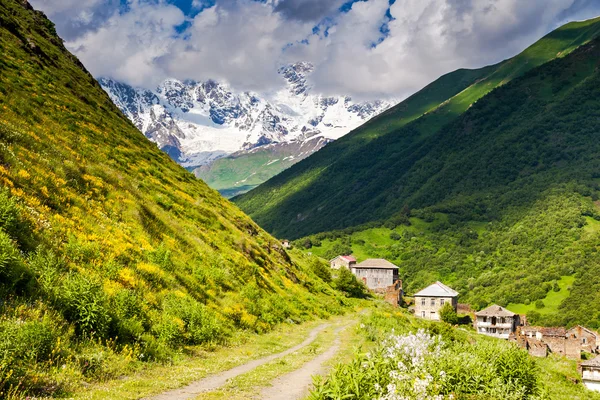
583,337,588,344
430,299,436,307
483,317,487,323
421,298,426,306
440,299,445,306
421,311,425,318
500,317,505,324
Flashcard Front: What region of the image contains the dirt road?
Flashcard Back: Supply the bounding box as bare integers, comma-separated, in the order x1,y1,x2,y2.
146,323,331,400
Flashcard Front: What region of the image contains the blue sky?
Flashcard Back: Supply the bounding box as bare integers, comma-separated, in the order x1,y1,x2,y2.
30,0,600,99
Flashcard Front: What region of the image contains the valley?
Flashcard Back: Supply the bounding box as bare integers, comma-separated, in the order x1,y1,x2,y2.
3,0,600,398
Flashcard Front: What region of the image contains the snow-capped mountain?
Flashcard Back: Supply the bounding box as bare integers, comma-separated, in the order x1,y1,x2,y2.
100,62,394,171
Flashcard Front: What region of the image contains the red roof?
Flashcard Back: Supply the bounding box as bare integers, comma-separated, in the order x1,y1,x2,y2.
340,255,356,262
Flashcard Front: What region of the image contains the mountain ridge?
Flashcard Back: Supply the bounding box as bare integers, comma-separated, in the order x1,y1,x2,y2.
100,63,393,167
234,15,600,239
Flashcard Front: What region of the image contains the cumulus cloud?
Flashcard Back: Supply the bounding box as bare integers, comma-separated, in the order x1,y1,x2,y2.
274,0,346,22
30,0,600,99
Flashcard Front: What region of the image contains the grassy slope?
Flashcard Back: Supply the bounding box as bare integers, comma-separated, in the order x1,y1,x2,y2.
234,16,600,239
0,1,345,396
194,142,323,198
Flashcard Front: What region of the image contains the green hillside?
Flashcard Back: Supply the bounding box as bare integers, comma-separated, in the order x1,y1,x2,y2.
0,1,347,396
238,17,600,328
235,16,600,239
194,138,329,198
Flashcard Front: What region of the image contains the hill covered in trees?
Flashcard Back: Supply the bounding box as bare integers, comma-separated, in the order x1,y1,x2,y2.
0,0,347,395
234,16,600,239
235,16,600,329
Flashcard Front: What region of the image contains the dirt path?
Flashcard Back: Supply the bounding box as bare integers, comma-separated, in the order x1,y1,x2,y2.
146,323,331,400
259,323,351,400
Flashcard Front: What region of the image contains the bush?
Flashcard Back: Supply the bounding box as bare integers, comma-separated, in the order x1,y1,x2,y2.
439,303,458,325
161,294,230,345
333,267,369,299
311,259,332,283
0,229,30,294
58,274,112,338
535,300,545,309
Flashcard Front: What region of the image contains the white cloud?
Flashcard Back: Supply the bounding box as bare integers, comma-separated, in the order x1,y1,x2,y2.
66,1,186,87
30,0,600,99
158,1,312,91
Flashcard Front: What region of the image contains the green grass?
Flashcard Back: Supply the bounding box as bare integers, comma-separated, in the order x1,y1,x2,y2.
195,140,327,198
507,276,575,315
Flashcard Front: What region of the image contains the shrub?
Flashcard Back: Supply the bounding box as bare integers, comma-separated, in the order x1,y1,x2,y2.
439,303,459,325
311,259,332,283
58,274,112,337
333,267,369,299
535,300,545,309
161,294,230,345
0,229,30,294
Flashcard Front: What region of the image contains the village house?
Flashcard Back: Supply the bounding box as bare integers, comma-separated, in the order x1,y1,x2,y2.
281,240,291,249
329,255,356,270
581,355,600,392
568,325,599,354
512,326,581,359
413,282,458,321
475,305,521,339
350,258,398,290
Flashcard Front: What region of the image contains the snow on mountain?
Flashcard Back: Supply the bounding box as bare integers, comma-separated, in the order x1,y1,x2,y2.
100,62,394,170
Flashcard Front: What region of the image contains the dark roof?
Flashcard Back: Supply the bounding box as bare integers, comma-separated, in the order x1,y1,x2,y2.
581,355,600,368
354,258,398,270
520,326,566,336
414,281,459,297
475,305,516,317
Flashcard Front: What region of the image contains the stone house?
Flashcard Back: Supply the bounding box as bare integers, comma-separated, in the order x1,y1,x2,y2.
567,325,599,354
475,305,521,339
329,255,356,270
413,282,458,321
350,259,398,290
282,240,291,249
581,355,600,392
514,326,580,359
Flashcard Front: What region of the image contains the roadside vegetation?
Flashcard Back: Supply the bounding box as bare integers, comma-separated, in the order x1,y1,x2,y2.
310,306,600,400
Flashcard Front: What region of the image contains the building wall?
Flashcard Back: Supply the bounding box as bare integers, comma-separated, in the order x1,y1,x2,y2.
351,268,393,289
583,368,600,392
568,326,598,354
528,342,548,357
583,380,600,392
330,258,354,270
542,336,567,356
414,296,457,321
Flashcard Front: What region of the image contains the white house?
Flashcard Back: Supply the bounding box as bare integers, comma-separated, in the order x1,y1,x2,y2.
581,355,600,392
413,282,458,321
475,305,520,339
